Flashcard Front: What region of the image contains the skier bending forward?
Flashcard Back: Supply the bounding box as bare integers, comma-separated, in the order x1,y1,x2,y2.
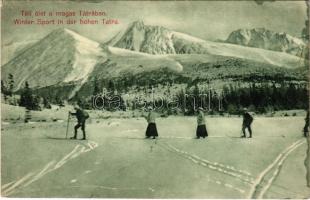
242,108,253,138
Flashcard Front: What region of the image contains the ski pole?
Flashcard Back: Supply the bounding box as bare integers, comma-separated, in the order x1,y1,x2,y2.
66,111,70,139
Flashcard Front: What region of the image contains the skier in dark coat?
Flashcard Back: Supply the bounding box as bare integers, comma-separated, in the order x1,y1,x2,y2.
304,110,309,137
70,105,89,140
242,108,253,138
145,106,158,139
196,107,208,139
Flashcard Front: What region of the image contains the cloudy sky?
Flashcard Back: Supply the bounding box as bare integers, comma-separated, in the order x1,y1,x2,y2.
1,0,307,45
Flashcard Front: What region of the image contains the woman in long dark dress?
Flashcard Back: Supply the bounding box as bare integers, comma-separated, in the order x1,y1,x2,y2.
145,107,158,139
196,107,208,139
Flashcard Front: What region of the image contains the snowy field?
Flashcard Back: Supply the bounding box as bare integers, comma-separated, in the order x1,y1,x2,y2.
1,112,310,198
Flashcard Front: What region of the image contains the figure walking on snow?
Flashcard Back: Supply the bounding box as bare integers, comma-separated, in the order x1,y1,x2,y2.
304,110,309,137
145,106,158,139
70,105,89,140
242,108,253,138
196,107,208,139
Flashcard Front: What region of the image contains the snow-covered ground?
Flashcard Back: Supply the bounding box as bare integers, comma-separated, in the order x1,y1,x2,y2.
1,110,309,198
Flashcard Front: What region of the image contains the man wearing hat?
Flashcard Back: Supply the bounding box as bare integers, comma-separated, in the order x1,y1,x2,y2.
242,108,253,138
196,107,208,139
145,106,158,139
70,105,89,140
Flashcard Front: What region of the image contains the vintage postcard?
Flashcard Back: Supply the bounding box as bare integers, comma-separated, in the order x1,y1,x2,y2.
1,0,310,198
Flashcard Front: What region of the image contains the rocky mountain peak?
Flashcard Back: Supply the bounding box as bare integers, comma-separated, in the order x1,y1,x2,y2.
131,20,145,29
226,28,305,56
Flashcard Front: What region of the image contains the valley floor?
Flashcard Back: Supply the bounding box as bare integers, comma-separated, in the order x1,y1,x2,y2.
1,115,309,198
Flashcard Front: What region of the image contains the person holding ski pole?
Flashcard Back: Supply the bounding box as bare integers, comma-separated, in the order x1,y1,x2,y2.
70,105,89,140
196,107,208,139
241,108,253,138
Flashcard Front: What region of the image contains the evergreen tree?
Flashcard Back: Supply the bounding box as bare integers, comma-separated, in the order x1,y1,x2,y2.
234,83,305,112
1,80,8,101
107,80,115,93
19,82,31,108
43,97,51,109
177,88,186,114
193,84,200,110
93,77,101,96
19,82,39,110
8,73,14,96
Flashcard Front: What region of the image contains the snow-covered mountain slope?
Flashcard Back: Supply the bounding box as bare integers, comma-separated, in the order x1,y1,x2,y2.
105,21,304,69
74,52,306,100
191,40,303,69
1,28,105,91
1,40,38,65
2,25,307,100
89,46,183,79
226,28,305,56
1,28,186,99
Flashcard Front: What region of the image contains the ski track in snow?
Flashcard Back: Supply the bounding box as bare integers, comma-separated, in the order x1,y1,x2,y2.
258,142,305,198
9,185,155,195
114,136,195,140
1,181,15,190
1,172,35,196
70,185,155,192
248,139,305,199
3,128,306,197
121,129,139,133
158,143,254,186
115,135,245,140
2,140,99,196
204,176,246,194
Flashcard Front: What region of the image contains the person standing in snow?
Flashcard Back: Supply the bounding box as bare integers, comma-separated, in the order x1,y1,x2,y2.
70,105,89,140
145,106,158,139
304,110,309,137
241,108,253,138
196,107,208,139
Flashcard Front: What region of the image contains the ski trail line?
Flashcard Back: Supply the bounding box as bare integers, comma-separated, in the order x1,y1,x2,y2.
2,172,35,196
11,185,155,195
158,142,254,185
254,140,305,198
2,140,99,196
54,145,81,169
258,141,305,198
165,143,252,177
247,139,305,199
1,181,15,190
70,185,155,192
204,176,246,194
23,161,56,187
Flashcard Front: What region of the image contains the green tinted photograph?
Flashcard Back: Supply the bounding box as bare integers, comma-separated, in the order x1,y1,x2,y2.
1,0,310,198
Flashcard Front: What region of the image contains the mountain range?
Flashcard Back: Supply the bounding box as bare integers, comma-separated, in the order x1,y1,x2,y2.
1,21,307,100
226,28,305,56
